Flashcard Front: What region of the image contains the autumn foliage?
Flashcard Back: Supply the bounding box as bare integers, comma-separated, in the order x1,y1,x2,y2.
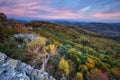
59,58,70,77
76,72,83,80
85,58,95,69
26,37,46,54
87,68,109,80
46,44,57,56
111,68,120,78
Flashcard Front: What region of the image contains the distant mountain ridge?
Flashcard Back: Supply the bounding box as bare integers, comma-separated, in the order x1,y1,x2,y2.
15,19,120,37
49,20,120,37
78,22,120,37
15,20,30,23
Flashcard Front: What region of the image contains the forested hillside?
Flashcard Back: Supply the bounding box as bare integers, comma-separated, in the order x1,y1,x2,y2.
26,21,120,80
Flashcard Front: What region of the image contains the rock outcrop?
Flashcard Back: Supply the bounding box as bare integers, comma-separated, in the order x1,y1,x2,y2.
0,13,7,22
0,12,23,27
0,52,55,80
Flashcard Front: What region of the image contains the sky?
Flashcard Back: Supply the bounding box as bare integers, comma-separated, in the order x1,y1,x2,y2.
0,0,120,22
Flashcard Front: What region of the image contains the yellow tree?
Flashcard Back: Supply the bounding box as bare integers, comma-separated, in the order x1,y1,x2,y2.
46,44,57,56
59,58,70,77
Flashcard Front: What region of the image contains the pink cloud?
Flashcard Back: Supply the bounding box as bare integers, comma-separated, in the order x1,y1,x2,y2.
17,1,39,7
0,0,4,3
32,10,83,19
50,10,83,19
0,1,41,17
92,13,120,18
0,0,83,20
28,5,52,11
0,7,37,18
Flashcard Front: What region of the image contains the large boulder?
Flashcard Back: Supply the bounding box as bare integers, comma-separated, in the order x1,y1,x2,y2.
0,52,55,80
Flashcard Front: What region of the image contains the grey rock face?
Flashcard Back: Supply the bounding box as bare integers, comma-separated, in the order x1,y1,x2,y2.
0,53,7,65
13,33,36,41
0,52,55,80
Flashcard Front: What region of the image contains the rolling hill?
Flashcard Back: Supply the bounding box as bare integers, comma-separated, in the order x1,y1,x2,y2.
50,20,120,37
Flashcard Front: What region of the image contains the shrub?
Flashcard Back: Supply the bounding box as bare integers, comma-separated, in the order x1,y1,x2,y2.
13,23,25,33
26,37,47,54
59,44,72,55
79,64,88,73
67,48,82,69
0,38,26,61
2,26,15,38
85,58,95,69
87,68,109,80
76,72,83,80
26,37,47,68
111,68,120,79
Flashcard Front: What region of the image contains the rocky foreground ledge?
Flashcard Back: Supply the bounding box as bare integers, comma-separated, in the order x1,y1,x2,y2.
0,52,55,80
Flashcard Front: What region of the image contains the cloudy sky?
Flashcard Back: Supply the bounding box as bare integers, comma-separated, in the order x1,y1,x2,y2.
0,0,120,22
